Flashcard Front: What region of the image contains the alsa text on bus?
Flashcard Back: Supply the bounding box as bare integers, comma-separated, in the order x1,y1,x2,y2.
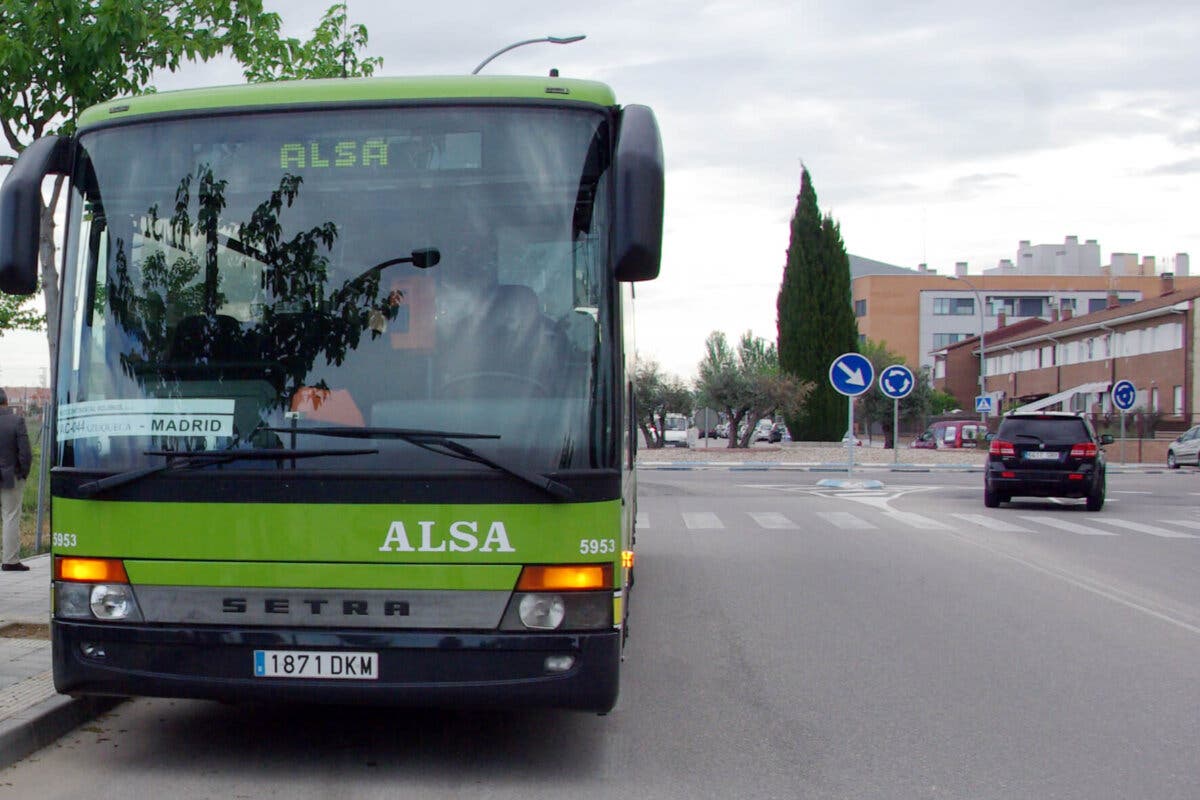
378,520,515,553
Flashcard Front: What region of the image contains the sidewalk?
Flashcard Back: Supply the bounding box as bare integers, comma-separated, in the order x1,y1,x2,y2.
0,553,115,771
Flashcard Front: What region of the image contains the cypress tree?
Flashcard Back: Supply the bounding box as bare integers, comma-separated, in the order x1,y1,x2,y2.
776,167,858,440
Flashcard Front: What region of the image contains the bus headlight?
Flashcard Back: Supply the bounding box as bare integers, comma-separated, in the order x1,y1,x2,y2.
518,594,566,630
500,591,613,631
90,584,141,620
57,583,94,619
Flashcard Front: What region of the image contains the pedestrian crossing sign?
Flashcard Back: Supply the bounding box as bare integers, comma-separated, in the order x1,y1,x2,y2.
975,395,993,414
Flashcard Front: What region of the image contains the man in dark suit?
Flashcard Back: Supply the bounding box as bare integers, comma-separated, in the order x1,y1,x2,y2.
0,388,32,572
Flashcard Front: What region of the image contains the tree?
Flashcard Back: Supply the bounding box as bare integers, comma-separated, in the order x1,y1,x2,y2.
634,358,693,449
0,1,378,362
241,3,383,82
0,293,42,331
695,331,812,449
776,166,858,441
854,340,957,447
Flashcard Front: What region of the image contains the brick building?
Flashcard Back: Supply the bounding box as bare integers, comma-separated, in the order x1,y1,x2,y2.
932,273,1200,428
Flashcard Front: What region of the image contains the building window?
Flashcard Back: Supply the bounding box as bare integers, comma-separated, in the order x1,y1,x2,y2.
934,297,975,315
854,298,867,317
1174,385,1183,414
992,296,1044,317
931,332,970,349
1088,297,1107,313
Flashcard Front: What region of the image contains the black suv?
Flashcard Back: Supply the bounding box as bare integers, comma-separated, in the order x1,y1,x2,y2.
984,412,1113,511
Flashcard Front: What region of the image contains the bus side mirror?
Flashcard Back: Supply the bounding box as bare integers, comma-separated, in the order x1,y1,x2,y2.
613,105,663,282
0,136,72,295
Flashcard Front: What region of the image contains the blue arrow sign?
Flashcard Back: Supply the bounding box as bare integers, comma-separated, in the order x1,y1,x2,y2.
1112,379,1137,412
878,364,915,400
829,352,874,397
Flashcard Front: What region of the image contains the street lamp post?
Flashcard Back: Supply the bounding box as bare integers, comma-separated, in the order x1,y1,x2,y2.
471,35,586,75
950,274,988,427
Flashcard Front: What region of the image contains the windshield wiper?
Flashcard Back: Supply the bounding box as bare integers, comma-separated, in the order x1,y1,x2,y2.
266,426,574,500
76,447,379,497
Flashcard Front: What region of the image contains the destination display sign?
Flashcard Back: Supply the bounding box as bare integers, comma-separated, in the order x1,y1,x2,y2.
58,398,236,441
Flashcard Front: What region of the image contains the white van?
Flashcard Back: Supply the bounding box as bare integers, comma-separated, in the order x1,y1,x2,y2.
663,413,690,448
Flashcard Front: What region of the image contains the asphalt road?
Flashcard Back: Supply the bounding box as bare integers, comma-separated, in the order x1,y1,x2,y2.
3,468,1198,799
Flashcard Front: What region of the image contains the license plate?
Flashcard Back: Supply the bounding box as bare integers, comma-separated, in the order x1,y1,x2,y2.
1023,451,1060,461
253,650,378,680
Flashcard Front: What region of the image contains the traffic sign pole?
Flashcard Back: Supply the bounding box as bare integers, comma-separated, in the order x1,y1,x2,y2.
847,396,855,477
893,398,899,464
1120,412,1126,465
1111,380,1137,466
877,364,915,464
829,353,875,478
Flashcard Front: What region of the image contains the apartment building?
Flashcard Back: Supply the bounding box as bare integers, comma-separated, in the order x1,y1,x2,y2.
932,273,1200,423
853,269,1200,374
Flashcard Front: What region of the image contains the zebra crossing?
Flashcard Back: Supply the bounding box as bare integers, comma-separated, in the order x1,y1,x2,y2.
636,508,1200,540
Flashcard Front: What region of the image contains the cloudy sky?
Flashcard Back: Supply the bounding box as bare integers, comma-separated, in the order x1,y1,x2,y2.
3,0,1199,384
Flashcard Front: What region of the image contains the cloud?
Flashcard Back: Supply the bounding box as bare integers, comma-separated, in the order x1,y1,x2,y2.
1147,158,1200,177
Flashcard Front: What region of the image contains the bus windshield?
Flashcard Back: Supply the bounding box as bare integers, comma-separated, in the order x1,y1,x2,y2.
56,106,614,475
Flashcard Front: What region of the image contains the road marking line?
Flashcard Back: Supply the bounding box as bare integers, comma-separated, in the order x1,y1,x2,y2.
748,512,797,529
951,513,1032,533
682,512,724,530
939,530,1200,639
816,511,876,530
1161,520,1200,531
1019,516,1118,536
1090,518,1199,539
882,510,953,530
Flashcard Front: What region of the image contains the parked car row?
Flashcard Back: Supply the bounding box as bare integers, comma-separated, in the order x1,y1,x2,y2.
697,419,790,443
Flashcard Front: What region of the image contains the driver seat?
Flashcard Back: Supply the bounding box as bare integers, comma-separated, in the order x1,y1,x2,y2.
440,284,566,398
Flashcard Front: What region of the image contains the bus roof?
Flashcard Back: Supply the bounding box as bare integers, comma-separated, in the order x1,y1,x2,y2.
76,75,618,130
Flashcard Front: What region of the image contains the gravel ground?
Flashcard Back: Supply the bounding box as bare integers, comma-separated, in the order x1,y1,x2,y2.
638,439,985,465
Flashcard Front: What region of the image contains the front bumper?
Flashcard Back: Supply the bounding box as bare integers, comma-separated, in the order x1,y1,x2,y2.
52,620,620,712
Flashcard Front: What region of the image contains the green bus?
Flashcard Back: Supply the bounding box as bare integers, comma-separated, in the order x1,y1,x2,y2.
0,76,662,712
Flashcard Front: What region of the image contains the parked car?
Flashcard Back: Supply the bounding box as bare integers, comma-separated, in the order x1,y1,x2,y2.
769,422,789,443
1166,425,1200,469
753,419,774,442
984,411,1112,510
915,420,985,449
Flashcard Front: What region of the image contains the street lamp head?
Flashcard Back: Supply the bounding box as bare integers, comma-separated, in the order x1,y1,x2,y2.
472,35,587,75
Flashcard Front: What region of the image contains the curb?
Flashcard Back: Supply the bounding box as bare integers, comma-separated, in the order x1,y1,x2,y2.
0,692,122,771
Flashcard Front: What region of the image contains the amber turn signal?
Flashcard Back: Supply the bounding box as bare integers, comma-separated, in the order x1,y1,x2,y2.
516,564,612,591
55,557,129,584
